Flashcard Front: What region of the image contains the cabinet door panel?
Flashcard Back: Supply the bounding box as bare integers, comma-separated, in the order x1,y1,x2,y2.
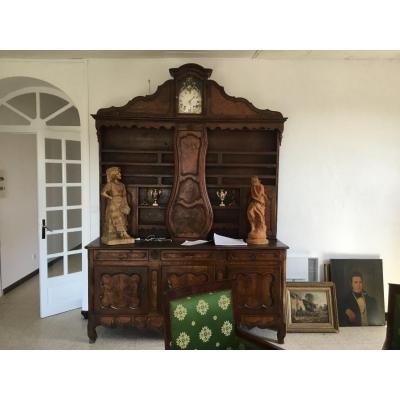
227,264,280,313
94,266,148,313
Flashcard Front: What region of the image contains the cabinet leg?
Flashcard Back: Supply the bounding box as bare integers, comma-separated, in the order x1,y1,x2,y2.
88,320,97,344
277,328,285,344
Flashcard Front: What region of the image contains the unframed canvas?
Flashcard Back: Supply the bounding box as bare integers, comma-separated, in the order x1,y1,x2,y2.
329,259,385,327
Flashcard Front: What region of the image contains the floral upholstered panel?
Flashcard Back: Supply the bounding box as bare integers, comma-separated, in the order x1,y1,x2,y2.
170,289,236,350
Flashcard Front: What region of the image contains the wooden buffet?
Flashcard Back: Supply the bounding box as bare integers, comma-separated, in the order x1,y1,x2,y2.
87,63,288,343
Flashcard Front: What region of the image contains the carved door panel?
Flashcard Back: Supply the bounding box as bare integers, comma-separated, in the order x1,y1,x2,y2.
166,128,213,240
94,266,148,313
227,265,280,314
162,265,212,290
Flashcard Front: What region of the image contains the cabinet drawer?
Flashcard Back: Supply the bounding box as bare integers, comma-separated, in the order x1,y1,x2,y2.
227,251,281,262
162,265,211,290
161,251,213,261
94,250,148,261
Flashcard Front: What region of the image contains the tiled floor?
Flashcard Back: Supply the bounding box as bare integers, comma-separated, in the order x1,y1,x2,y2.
0,275,387,349
0,275,164,350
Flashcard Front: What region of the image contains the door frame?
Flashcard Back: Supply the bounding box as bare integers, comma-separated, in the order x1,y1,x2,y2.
0,86,90,315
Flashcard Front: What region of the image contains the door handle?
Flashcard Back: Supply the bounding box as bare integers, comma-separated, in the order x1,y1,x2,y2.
41,219,53,239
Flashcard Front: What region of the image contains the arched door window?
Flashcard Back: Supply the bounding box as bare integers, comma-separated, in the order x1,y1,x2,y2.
0,88,80,127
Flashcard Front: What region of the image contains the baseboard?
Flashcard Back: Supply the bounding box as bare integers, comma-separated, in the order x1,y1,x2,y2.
3,268,39,294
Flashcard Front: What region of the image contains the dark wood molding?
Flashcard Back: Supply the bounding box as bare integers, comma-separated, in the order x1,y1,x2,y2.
3,268,38,294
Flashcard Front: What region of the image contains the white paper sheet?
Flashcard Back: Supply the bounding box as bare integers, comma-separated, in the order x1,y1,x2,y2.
213,233,247,246
180,240,210,246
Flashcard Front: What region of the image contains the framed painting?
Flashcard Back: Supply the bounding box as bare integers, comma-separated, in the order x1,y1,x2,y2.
329,259,385,327
286,282,339,333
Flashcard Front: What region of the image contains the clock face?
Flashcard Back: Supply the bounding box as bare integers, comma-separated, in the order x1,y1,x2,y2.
178,77,202,114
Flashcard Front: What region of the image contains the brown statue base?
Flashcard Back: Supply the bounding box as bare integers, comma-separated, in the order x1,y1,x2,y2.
101,237,135,246
247,236,269,245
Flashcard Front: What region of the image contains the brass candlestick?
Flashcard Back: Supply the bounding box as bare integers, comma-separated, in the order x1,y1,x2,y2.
150,188,162,207
216,189,228,207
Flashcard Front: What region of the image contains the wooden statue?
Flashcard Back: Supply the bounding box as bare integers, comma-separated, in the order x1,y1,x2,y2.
101,166,134,245
247,176,268,245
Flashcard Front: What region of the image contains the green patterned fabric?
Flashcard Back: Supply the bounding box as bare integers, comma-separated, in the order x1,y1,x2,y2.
170,289,235,350
169,289,267,350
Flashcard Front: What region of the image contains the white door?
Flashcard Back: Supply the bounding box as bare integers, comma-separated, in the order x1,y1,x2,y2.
37,128,85,317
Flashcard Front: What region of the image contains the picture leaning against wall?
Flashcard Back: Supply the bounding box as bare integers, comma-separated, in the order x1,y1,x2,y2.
330,259,385,327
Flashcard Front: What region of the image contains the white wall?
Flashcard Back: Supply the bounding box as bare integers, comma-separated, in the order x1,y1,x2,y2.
0,133,38,288
1,56,400,302
87,57,400,295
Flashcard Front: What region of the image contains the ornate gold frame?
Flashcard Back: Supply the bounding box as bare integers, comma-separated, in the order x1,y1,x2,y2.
286,282,339,333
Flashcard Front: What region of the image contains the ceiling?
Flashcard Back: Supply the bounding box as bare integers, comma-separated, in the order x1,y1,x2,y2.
1,50,400,60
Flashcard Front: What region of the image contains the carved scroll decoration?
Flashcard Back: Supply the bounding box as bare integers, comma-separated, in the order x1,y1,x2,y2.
234,272,274,310
166,129,213,240
100,273,141,309
167,272,209,289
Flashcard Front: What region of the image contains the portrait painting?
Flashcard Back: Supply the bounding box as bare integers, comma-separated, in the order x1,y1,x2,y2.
329,259,385,327
286,282,339,333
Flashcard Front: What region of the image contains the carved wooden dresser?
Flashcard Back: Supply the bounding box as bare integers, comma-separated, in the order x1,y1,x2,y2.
86,63,288,343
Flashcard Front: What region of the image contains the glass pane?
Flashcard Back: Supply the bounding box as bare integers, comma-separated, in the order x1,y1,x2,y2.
40,93,68,119
45,138,62,159
67,209,81,229
66,164,81,183
68,253,82,274
66,140,81,160
47,233,63,254
67,187,81,206
0,105,30,125
47,106,80,126
68,231,82,251
46,187,62,207
48,256,64,278
47,210,63,230
7,93,36,119
46,163,62,183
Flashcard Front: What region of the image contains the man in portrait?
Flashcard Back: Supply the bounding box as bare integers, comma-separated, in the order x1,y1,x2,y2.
342,272,379,326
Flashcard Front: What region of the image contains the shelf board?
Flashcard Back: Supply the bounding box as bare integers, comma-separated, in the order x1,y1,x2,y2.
101,162,174,167
207,174,276,179
209,151,277,155
102,173,173,177
127,184,172,188
207,163,276,168
138,205,167,209
102,149,173,154
212,206,240,210
138,224,167,228
212,223,239,228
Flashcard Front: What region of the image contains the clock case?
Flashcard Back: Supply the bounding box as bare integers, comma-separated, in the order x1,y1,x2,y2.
92,63,287,241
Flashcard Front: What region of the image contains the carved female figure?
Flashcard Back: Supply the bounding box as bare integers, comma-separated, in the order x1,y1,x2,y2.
247,176,268,245
101,166,134,245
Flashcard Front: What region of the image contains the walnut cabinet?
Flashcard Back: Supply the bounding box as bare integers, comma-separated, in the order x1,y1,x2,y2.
87,63,288,343
86,240,288,343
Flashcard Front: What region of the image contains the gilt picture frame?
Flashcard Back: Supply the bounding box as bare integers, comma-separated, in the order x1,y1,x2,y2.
286,282,339,333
